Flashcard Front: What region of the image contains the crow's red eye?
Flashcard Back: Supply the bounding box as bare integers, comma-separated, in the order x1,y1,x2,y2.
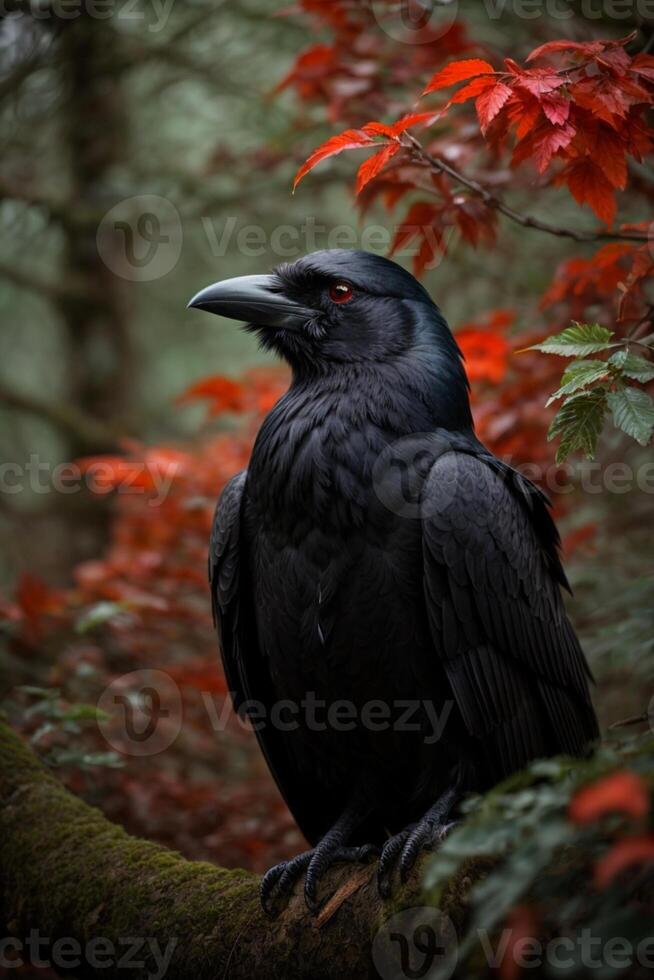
329,281,353,304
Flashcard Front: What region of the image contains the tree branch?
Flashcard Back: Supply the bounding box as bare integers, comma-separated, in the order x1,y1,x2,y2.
0,260,95,305
0,385,123,452
403,133,650,245
0,721,448,979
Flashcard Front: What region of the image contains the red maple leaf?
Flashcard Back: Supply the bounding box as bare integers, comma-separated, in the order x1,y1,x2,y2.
423,58,495,94
356,142,400,194
594,835,654,889
562,158,617,225
569,770,650,824
176,376,247,416
475,82,513,134
499,906,540,980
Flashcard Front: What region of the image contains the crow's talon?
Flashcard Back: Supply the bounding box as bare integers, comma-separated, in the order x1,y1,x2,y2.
377,826,413,898
378,818,457,897
262,842,378,914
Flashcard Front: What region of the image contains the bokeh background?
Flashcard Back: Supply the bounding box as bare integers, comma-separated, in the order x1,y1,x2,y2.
1,0,653,892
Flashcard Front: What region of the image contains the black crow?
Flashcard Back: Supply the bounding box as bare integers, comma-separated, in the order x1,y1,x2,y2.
188,250,599,912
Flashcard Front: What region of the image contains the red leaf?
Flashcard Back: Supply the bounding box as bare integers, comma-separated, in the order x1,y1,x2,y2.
390,202,439,253
569,77,629,126
514,69,566,97
76,456,158,493
569,770,650,824
512,120,576,173
14,572,66,643
423,58,495,94
457,329,510,383
390,202,447,276
499,907,540,980
595,836,654,889
274,43,337,94
507,92,543,139
355,142,400,194
540,93,570,126
447,74,496,106
15,573,65,622
526,38,606,63
631,53,654,82
293,127,377,190
388,111,441,135
176,376,247,415
564,159,616,225
592,126,628,189
475,82,513,134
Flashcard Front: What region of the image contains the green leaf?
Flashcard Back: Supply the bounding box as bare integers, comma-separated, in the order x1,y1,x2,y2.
607,386,654,446
75,601,126,634
16,685,60,700
61,704,109,723
608,349,654,383
548,388,608,462
526,323,615,357
546,359,609,405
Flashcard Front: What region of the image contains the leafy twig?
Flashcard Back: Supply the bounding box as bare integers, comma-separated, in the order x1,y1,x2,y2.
403,133,650,245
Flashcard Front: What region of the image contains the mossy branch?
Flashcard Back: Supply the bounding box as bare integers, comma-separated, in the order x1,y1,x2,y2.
0,721,437,979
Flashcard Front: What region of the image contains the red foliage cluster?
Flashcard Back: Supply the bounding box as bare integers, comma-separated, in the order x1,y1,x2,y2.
2,370,302,873
275,0,475,122
569,770,654,888
425,37,654,225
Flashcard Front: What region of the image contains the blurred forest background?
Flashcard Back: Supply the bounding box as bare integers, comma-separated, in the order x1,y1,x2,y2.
0,0,653,939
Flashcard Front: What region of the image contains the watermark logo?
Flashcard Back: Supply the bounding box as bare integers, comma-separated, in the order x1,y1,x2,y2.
97,669,182,757
372,432,457,519
96,195,182,282
372,907,458,980
370,0,460,45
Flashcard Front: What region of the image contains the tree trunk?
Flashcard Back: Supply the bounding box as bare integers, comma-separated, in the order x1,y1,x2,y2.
58,14,133,435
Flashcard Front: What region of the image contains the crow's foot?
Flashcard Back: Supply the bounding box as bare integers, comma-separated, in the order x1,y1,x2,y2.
377,818,456,898
261,842,378,914
377,785,462,898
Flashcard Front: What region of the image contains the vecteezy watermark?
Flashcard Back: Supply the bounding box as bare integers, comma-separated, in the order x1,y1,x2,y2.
204,691,455,746
94,198,456,281
478,0,654,22
370,0,654,47
371,912,654,980
96,195,182,282
97,669,183,757
479,925,654,972
371,434,654,520
0,454,179,506
372,431,458,519
0,0,177,32
371,0,460,45
96,669,459,756
373,907,458,980
0,930,177,979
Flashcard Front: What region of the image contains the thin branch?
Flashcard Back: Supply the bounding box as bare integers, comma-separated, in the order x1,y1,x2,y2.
0,261,94,304
403,133,650,245
0,385,121,452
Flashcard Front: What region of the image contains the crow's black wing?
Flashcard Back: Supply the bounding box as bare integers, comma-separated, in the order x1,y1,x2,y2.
422,451,598,785
209,470,318,839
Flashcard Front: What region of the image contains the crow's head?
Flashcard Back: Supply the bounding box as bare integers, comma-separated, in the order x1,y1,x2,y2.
189,249,468,398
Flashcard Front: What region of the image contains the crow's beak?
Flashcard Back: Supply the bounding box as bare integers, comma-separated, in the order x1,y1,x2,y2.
187,274,311,332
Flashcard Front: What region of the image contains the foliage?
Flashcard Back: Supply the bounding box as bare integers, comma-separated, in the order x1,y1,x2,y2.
286,12,654,460
523,324,654,460
424,733,654,978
